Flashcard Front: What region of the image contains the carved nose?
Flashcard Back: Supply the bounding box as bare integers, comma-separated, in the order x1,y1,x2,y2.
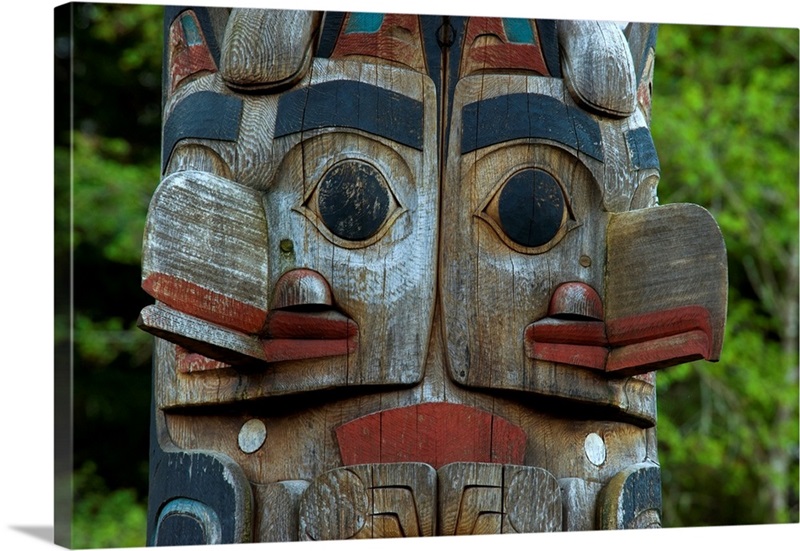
270,269,333,310
548,282,604,321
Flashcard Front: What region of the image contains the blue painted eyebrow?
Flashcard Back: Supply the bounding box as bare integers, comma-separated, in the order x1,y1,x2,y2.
275,80,424,151
626,127,660,170
460,93,603,161
162,91,243,173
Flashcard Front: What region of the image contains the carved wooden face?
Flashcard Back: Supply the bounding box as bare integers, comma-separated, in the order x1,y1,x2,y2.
442,76,619,415
142,10,725,422
141,10,731,544
262,64,439,389
441,73,724,424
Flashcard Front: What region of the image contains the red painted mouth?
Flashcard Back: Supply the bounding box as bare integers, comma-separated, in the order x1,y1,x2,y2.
525,304,713,377
335,402,527,470
261,308,358,363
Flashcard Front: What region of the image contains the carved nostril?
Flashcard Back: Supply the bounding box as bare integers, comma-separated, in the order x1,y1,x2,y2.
270,269,333,310
548,282,604,321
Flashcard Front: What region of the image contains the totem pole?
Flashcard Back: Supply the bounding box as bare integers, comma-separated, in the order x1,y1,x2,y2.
139,7,727,545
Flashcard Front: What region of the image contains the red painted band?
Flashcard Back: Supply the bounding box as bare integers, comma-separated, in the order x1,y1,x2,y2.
606,330,710,376
335,402,526,469
261,337,357,363
524,305,714,374
175,345,230,373
265,310,358,339
525,318,607,346
143,272,267,335
607,305,712,347
526,341,608,371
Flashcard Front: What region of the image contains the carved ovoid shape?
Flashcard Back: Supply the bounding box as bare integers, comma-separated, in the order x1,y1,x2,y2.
147,449,253,545
316,160,393,241
597,462,662,529
299,463,437,540
154,498,222,545
167,10,218,93
335,403,527,469
438,463,562,535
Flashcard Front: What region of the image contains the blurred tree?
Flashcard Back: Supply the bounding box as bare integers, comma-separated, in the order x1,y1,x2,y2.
55,2,164,547
652,24,799,526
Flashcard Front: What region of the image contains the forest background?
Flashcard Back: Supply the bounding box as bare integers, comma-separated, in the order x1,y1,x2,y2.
53,2,799,548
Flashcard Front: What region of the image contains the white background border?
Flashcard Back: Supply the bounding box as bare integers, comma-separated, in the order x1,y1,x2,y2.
2,1,797,549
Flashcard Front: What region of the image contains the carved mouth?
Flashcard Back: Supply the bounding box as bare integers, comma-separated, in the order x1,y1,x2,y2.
261,308,358,362
261,268,358,362
138,268,359,371
524,304,713,377
335,402,527,469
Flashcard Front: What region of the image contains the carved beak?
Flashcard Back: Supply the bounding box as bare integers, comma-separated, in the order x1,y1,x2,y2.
525,203,727,378
138,267,358,372
261,269,358,362
525,282,714,377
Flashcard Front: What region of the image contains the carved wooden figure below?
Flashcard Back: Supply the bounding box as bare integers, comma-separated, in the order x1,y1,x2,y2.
139,8,728,545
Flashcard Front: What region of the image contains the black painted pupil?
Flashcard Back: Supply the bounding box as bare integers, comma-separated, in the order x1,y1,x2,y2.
497,169,565,248
317,161,391,241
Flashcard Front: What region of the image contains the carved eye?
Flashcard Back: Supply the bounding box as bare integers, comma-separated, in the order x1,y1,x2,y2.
299,159,405,247
478,168,576,253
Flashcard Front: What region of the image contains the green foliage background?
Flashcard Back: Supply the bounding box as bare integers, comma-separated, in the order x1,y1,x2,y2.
54,4,799,547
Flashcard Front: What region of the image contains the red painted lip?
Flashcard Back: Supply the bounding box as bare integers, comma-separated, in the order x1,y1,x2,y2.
524,305,713,377
170,309,359,373
335,402,527,470
142,270,360,371
260,308,358,363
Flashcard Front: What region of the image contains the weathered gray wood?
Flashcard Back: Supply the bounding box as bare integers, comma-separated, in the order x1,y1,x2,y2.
253,480,309,542
558,20,637,118
559,478,599,531
437,463,562,535
606,203,728,364
298,463,437,540
143,9,727,545
221,9,320,91
140,170,269,335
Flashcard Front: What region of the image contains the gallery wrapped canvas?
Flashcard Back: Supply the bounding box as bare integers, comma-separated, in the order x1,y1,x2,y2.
48,2,798,550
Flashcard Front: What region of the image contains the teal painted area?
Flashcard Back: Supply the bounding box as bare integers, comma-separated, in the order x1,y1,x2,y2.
180,13,203,46
345,12,385,34
503,18,535,44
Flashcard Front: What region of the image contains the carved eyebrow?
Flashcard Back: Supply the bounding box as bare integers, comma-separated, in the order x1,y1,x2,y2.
161,90,243,173
275,80,424,151
460,93,604,161
626,127,660,170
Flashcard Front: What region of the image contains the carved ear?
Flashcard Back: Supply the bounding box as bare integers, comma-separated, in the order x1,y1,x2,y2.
624,23,658,86
164,7,226,96
557,20,637,118
624,22,659,124
221,9,322,92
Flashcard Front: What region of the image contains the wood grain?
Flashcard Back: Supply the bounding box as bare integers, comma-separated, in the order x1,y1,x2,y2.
144,9,727,543
606,203,728,361
335,402,527,469
253,481,309,542
558,20,637,118
141,170,269,333
437,463,561,535
298,463,437,540
597,462,662,529
221,9,320,91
